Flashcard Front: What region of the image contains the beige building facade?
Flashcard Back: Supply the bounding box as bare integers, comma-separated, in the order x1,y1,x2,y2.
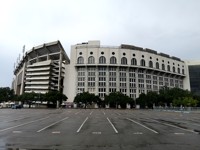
64,41,190,102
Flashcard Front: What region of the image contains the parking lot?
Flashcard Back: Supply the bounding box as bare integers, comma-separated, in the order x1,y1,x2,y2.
0,109,199,150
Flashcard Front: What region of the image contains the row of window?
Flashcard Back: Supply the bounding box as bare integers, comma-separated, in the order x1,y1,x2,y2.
77,78,183,87
77,56,184,74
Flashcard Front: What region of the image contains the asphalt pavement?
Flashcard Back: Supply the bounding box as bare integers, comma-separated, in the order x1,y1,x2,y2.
0,108,199,150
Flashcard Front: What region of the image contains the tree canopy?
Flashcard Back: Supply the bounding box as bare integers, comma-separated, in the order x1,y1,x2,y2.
74,92,99,108
44,91,68,106
17,91,67,108
0,87,15,102
136,87,199,108
105,92,133,108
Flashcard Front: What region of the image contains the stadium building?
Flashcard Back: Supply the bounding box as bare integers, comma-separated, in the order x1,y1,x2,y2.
64,41,190,102
13,41,70,95
13,40,191,103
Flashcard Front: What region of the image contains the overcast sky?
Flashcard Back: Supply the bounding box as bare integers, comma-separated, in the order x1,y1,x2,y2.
0,0,200,87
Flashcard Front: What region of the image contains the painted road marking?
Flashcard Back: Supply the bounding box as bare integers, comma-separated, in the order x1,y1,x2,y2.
52,131,61,134
77,117,88,133
90,111,93,115
107,117,118,134
174,133,185,135
116,113,121,116
133,132,143,135
102,111,106,115
13,131,22,134
92,132,101,134
160,122,198,134
75,111,81,115
0,116,50,132
126,118,158,134
37,117,69,132
149,118,199,134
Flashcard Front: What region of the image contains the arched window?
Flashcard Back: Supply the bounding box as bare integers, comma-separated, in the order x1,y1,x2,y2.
77,56,84,64
110,56,117,64
99,56,106,64
173,66,175,72
140,59,145,66
182,69,185,74
121,57,127,65
149,61,153,68
167,65,170,71
178,68,180,74
88,56,95,64
162,64,165,70
131,58,137,65
156,62,159,69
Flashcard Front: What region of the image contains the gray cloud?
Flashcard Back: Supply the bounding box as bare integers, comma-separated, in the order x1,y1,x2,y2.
0,0,200,87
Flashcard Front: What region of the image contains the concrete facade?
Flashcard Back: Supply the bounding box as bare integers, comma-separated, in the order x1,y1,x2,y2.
64,41,190,102
13,41,70,95
13,40,191,103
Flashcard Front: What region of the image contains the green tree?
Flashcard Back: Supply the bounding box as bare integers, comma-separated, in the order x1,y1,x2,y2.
94,95,103,108
0,87,15,102
158,87,191,107
105,92,133,108
173,97,198,107
17,92,37,103
74,92,97,108
136,93,147,109
146,91,159,108
44,91,68,108
192,95,200,107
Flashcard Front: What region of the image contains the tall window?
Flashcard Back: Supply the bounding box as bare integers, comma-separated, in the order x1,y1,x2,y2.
110,56,117,64
131,58,137,65
173,66,176,72
77,56,84,64
149,61,153,68
156,62,159,69
178,68,180,74
167,65,170,71
182,69,185,74
88,56,95,64
99,56,106,64
140,59,145,66
121,57,127,65
162,64,165,70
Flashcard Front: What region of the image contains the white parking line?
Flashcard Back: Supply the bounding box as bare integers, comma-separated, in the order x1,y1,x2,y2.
107,117,118,133
159,121,198,134
13,131,22,134
90,111,93,115
77,117,88,133
102,111,106,115
133,132,143,135
92,131,101,134
174,133,185,135
52,131,61,134
75,111,81,115
126,118,158,134
0,116,50,132
148,118,199,134
37,117,69,132
116,113,121,116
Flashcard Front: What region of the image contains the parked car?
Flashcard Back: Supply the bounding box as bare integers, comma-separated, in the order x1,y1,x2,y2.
12,104,22,109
